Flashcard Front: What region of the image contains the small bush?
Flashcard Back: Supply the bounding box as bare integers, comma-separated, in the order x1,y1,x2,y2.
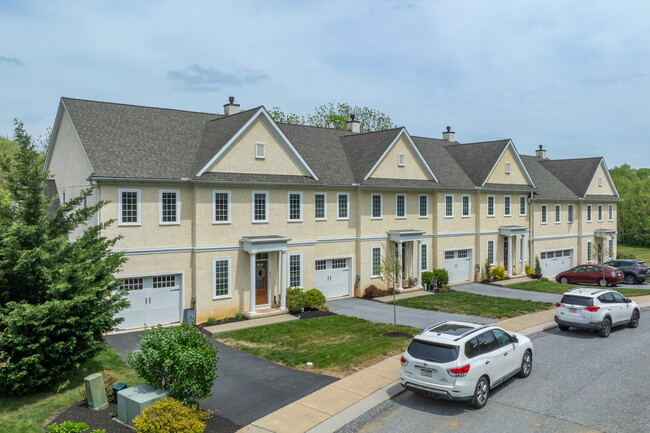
534,256,542,275
305,288,326,310
421,271,435,288
431,268,449,288
525,264,534,278
484,258,493,282
363,285,382,298
134,398,205,433
47,421,105,433
541,277,550,282
286,287,307,313
234,312,243,321
492,266,506,280
223,316,229,323
100,370,118,402
206,317,217,326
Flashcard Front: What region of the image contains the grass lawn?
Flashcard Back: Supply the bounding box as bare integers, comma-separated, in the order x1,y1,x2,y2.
617,244,650,263
0,345,141,433
388,292,552,319
217,315,421,378
506,280,650,297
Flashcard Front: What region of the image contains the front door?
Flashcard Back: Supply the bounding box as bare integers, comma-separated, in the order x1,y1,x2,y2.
503,238,509,271
255,260,268,305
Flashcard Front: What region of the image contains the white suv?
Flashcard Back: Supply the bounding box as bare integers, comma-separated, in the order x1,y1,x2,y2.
555,287,640,337
400,321,533,409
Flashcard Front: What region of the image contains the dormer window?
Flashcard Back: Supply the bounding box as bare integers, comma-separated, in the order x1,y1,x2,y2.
398,154,405,167
255,143,265,159
505,162,511,174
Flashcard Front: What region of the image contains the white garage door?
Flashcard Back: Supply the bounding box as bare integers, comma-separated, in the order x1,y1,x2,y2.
444,249,472,284
116,274,181,330
315,258,350,299
540,249,573,280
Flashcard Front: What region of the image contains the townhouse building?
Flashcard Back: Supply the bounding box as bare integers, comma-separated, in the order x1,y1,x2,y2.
44,97,620,330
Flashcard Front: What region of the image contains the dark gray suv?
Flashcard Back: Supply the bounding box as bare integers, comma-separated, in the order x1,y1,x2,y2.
605,259,648,284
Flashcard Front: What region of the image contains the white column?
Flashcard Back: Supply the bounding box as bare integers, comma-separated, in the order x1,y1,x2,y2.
280,250,287,311
249,253,257,315
417,240,422,287
507,235,513,276
397,242,403,291
521,234,527,275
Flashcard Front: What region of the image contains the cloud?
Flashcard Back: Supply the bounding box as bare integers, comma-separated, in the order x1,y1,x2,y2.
166,65,267,92
0,56,24,66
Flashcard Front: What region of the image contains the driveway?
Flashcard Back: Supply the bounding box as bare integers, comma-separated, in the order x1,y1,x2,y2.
452,282,561,303
105,330,338,426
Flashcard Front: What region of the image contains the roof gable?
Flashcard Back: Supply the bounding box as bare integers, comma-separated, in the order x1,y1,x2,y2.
483,141,536,188
445,140,510,186
44,101,94,175
539,157,617,198
364,129,437,182
585,159,618,197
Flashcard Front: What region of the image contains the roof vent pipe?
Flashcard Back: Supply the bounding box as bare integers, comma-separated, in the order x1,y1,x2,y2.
346,114,360,133
224,96,240,116
442,126,455,142
536,144,547,159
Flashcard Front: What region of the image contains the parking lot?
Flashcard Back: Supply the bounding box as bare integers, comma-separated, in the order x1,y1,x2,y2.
349,307,650,433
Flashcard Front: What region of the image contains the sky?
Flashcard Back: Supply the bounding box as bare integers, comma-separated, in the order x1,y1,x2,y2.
1,0,649,168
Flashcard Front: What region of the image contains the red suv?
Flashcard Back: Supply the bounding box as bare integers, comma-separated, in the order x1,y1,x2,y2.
555,265,624,287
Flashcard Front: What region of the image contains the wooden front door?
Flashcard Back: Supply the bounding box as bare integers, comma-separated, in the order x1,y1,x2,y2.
255,260,268,305
503,237,509,271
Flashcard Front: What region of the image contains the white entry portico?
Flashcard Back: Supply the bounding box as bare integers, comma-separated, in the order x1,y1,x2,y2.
388,229,425,291
499,225,529,276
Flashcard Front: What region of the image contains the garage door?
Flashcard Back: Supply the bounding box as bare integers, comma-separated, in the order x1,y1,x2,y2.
540,249,573,280
444,249,472,284
116,274,181,330
315,258,350,298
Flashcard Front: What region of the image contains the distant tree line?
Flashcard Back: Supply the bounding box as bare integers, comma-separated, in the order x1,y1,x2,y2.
610,165,650,247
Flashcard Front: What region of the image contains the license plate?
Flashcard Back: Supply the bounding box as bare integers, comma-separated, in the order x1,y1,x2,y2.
421,368,433,377
569,308,577,314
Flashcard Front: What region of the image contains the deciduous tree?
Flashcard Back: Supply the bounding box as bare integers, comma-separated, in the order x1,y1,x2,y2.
269,102,396,132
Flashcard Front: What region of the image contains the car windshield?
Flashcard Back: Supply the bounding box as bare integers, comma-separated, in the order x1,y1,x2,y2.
407,339,459,363
560,295,593,307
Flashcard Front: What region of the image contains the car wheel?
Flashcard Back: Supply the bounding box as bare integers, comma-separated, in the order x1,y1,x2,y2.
518,350,533,378
625,274,636,285
628,310,640,328
598,278,607,287
599,317,611,338
472,377,490,409
559,277,569,284
558,324,570,331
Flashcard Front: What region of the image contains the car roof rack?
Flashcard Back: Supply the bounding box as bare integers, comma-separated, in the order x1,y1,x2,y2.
454,325,490,341
421,320,448,334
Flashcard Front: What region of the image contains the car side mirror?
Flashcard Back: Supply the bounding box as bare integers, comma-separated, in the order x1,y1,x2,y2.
511,335,519,343
625,298,632,303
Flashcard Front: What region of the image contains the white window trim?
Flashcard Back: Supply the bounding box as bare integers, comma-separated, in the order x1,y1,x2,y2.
287,191,303,222
395,193,407,219
519,195,527,216
487,195,495,217
541,204,548,224
420,243,429,271
159,189,180,225
505,162,511,174
608,204,613,221
487,240,495,266
567,204,574,224
504,195,512,217
398,153,405,167
461,194,471,218
288,252,303,288
118,188,141,226
252,191,269,223
597,204,603,222
586,204,592,223
212,257,232,299
337,192,350,220
255,142,265,159
587,241,594,263
371,245,383,278
315,192,327,221
371,193,383,220
212,190,232,224
418,194,429,219
61,189,67,204
444,194,454,218
555,204,561,224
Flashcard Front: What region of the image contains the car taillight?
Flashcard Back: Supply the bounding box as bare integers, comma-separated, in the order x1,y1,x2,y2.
586,306,600,312
400,355,408,366
555,302,562,307
448,364,470,377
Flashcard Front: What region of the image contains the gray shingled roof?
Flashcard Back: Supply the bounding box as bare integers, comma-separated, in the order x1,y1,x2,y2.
340,128,403,183
412,136,475,189
444,140,513,186
520,155,579,200
538,157,603,198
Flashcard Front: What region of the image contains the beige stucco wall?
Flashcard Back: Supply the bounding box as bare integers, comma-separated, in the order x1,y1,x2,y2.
485,145,530,185
369,136,430,180
586,163,616,196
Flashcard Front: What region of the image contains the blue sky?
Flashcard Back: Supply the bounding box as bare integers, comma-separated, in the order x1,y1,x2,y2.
1,0,649,168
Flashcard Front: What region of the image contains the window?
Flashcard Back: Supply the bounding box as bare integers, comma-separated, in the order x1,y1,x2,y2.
332,259,347,269
287,191,303,222
608,204,613,221
159,189,179,224
371,194,382,219
315,260,326,271
487,195,495,217
462,195,470,217
61,190,66,203
487,240,494,265
567,204,574,223
252,191,269,222
213,258,231,298
504,196,511,216
289,254,302,287
445,251,455,260
213,190,231,224
255,143,265,159
120,278,143,291
519,196,526,216
587,241,594,262
118,188,141,225
315,192,326,220
541,204,547,224
555,204,561,223
608,238,614,259
585,204,592,222
337,193,349,220
505,162,511,174
396,194,406,219
421,243,428,271
598,204,603,222
598,177,603,187
445,194,454,217
371,246,382,277
398,153,405,167
458,250,468,258
419,195,428,218
153,275,175,289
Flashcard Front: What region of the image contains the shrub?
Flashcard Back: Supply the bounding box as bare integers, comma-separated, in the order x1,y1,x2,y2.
99,369,118,402
363,285,382,298
421,271,435,288
234,312,243,321
133,398,205,433
207,317,217,326
525,264,534,278
534,256,542,275
286,287,307,313
305,288,326,310
484,257,493,282
47,421,105,433
431,268,449,288
541,277,550,282
126,322,218,404
223,316,229,323
492,266,506,280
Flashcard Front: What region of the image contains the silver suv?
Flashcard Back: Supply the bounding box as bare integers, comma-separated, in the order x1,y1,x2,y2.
554,287,640,337
400,321,533,409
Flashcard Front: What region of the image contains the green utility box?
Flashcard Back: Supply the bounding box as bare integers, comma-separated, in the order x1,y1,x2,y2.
84,373,108,410
117,383,168,426
112,382,127,402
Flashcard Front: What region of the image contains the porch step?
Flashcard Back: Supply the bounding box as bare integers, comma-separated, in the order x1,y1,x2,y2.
242,307,287,319
490,275,535,286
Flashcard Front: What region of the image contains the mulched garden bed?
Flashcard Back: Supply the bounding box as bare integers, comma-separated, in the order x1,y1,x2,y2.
48,400,241,433
291,309,337,319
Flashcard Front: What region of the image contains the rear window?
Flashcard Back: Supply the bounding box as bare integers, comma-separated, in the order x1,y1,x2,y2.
560,295,593,307
407,339,459,363
640,262,648,268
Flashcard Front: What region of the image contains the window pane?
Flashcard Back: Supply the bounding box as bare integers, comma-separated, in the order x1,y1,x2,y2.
315,260,326,271
289,193,301,220
315,194,325,219
541,205,547,223
504,197,511,215
488,241,494,264
396,195,405,217
520,196,526,215
161,192,177,222
214,260,229,297
338,194,348,218
120,278,143,291
419,195,427,217
254,193,267,221
372,247,381,276
555,205,561,223
421,244,427,270
289,255,301,287
445,196,453,216
487,197,494,216
214,192,229,222
372,195,381,218
153,275,175,289
332,259,346,269
122,191,138,223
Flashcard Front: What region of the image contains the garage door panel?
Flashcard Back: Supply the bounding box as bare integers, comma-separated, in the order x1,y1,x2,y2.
541,250,573,279
315,259,350,299
444,250,472,284
116,276,181,330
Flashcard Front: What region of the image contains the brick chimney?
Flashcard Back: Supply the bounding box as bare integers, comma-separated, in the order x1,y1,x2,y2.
536,145,547,159
223,96,240,115
346,114,360,133
442,126,455,142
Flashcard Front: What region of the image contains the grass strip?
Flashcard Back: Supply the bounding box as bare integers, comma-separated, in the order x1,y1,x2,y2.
506,280,650,297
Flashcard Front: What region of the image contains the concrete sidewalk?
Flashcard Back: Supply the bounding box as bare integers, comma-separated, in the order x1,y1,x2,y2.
236,294,650,433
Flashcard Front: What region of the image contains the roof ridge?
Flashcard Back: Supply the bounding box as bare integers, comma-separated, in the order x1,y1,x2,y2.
539,156,603,163
204,106,262,124
61,97,222,117
446,138,511,146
